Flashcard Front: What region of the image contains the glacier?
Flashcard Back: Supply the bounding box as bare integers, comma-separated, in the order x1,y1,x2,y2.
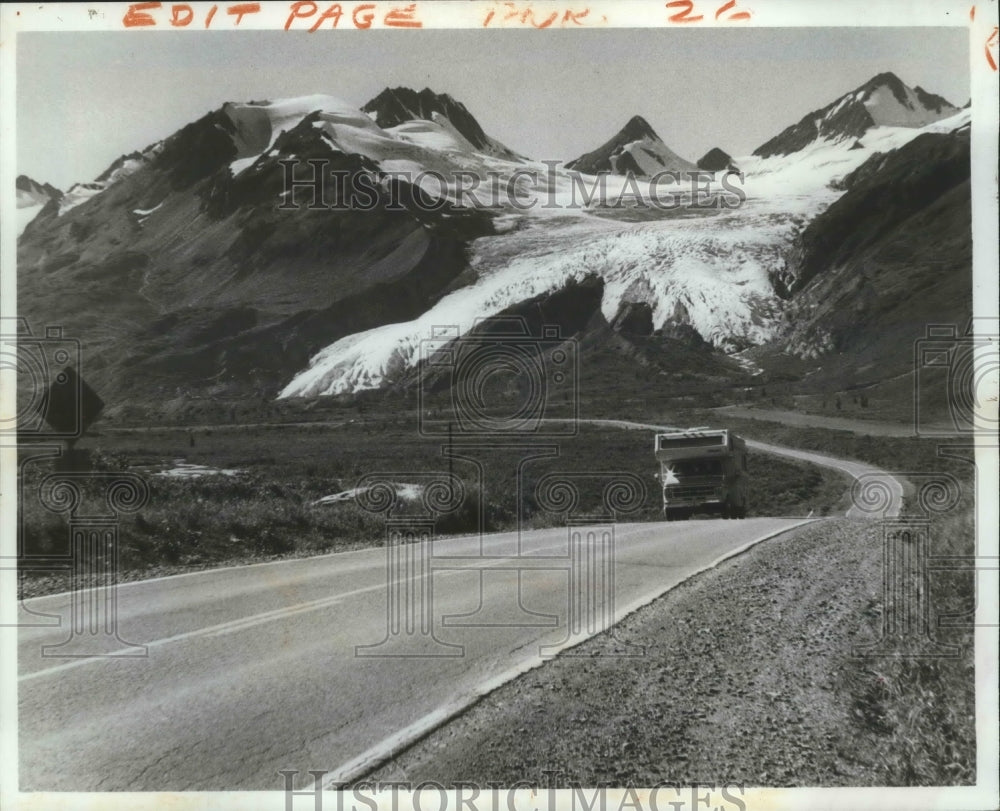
278,106,971,398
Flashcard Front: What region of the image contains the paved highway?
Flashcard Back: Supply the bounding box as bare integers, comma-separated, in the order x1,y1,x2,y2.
19,517,814,790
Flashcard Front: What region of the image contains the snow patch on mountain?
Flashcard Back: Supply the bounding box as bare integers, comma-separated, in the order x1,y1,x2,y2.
388,113,478,154
224,95,373,156
16,176,59,207
57,143,163,216
59,183,106,215
616,138,697,176
753,72,960,159
362,86,521,160
743,108,971,217
224,94,516,183
567,115,696,177
220,95,712,220
863,82,955,127
16,175,61,236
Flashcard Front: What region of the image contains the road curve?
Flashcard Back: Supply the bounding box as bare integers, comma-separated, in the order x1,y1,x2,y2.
743,438,904,519
572,418,905,518
19,518,813,791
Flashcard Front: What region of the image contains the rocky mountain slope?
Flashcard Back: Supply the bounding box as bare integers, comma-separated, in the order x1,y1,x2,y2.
777,125,971,375
16,91,497,410
362,86,520,160
16,174,61,204
754,72,959,158
566,115,697,177
697,148,738,173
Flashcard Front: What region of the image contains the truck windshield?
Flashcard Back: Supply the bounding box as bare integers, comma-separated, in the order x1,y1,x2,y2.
672,459,723,476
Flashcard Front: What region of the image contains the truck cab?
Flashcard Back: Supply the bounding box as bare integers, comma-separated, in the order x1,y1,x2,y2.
654,428,748,520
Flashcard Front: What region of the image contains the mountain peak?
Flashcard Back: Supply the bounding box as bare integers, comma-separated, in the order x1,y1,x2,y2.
753,73,960,158
697,147,738,172
566,115,695,176
367,86,457,113
621,115,659,141
361,86,517,158
16,175,63,238
866,71,904,88
16,174,62,199
363,86,479,133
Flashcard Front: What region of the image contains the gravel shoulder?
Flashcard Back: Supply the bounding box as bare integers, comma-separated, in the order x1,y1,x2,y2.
360,518,975,787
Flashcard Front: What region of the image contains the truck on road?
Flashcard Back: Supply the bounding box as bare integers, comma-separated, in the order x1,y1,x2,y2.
655,428,748,520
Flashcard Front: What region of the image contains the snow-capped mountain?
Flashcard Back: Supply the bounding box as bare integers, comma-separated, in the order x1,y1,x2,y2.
15,75,972,414
754,72,960,158
566,115,697,177
16,88,511,410
16,174,61,205
58,142,164,216
362,87,521,160
220,92,494,192
15,175,61,236
778,124,971,369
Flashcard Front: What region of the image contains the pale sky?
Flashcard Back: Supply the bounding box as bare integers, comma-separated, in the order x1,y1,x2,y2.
17,28,970,191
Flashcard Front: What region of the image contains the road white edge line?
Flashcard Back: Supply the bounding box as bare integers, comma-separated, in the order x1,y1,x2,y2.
322,517,820,788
